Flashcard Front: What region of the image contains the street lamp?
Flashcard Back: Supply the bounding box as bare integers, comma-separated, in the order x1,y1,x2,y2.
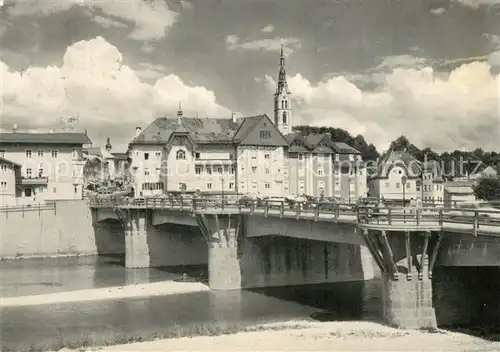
401,175,407,207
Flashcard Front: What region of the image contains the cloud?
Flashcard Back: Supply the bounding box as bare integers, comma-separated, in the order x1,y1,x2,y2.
374,55,428,71
92,15,128,29
262,61,500,152
4,0,178,40
455,0,500,7
261,25,275,33
225,35,302,56
0,36,230,149
430,7,446,15
180,0,193,10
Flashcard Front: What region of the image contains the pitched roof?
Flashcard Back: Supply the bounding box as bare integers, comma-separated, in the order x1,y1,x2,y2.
0,157,21,168
112,152,129,161
130,116,246,146
0,133,92,145
285,132,361,155
371,149,422,179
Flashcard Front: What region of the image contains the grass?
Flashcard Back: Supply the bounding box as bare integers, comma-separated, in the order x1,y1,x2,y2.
1,322,311,352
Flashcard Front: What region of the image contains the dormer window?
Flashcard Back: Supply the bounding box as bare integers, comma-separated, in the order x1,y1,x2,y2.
176,150,186,160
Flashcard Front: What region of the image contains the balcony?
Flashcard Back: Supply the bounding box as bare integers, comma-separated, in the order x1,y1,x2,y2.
20,177,49,186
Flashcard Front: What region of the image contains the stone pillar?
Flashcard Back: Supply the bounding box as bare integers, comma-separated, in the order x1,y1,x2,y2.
124,210,150,268
361,229,441,329
198,213,243,290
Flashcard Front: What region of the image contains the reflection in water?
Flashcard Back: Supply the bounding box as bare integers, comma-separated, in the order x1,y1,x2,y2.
0,255,382,351
0,255,206,298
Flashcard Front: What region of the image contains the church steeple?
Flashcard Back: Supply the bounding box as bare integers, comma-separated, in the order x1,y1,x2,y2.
274,42,292,135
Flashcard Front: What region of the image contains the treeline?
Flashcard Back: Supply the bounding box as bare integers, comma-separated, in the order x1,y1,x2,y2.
293,126,499,174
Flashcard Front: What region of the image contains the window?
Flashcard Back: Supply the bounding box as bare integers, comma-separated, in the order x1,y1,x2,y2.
216,166,223,174
144,168,150,176
318,169,324,176
38,151,43,157
265,183,270,189
252,166,257,173
179,183,187,191
0,165,6,171
335,154,340,161
0,181,6,188
265,168,270,174
52,187,57,194
224,165,229,173
24,188,32,197
264,154,270,159
281,100,285,109
144,153,149,160
51,150,58,158
195,167,202,175
396,182,400,189
26,150,32,158
176,150,186,160
207,183,212,190
38,168,43,177
406,183,410,189
298,154,303,161
155,152,161,158
252,182,257,189
206,167,212,175
240,182,245,190
229,182,234,189
230,166,235,174
195,152,200,159
26,168,32,178
0,150,4,158
260,131,271,139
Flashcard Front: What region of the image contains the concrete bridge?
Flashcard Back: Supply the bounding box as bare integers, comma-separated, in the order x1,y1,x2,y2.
90,197,500,330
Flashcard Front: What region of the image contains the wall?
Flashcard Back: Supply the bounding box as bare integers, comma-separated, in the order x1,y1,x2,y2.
129,145,164,197
0,200,123,259
0,161,18,205
438,234,500,266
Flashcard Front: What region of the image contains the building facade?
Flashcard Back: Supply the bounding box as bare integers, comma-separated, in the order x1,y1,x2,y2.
368,150,445,203
0,132,92,204
127,46,365,200
0,157,21,205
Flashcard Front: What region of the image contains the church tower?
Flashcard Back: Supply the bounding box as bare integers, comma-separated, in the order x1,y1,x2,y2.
274,44,292,135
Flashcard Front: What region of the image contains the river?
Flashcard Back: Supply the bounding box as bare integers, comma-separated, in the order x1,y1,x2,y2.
0,254,381,351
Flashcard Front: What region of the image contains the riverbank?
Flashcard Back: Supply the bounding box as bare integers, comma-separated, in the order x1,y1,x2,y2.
84,321,499,351
0,281,209,307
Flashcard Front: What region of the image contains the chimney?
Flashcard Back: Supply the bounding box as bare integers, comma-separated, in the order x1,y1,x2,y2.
13,124,18,133
232,112,237,123
135,127,142,137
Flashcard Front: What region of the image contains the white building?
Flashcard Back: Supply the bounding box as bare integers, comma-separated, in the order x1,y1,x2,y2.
127,46,365,200
0,131,91,204
368,149,445,203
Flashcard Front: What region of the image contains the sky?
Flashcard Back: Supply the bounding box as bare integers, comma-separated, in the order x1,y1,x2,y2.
1,0,499,153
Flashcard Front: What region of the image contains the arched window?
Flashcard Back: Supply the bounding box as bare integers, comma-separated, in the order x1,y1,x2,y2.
281,100,285,109
283,111,287,124
176,150,186,160
284,100,288,109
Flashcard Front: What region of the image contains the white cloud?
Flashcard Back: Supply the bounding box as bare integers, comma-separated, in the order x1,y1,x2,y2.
455,0,500,7
5,0,178,40
430,7,446,15
92,15,128,29
261,25,275,33
225,35,302,56
262,61,500,152
374,55,428,71
180,0,193,10
0,36,230,148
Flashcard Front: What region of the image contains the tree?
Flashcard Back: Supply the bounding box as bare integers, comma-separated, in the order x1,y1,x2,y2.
472,176,500,201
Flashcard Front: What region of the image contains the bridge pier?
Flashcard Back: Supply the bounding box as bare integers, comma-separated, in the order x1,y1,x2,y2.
197,213,243,290
362,229,442,329
123,209,150,268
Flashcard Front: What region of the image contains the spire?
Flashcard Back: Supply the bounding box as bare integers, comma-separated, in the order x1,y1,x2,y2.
276,40,288,94
177,101,183,125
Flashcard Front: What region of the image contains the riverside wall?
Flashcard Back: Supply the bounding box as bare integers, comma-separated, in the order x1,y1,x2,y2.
0,200,124,259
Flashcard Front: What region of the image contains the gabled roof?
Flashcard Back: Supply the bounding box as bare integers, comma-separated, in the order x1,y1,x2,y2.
0,157,21,168
370,149,422,179
0,133,92,145
285,132,361,155
130,116,245,146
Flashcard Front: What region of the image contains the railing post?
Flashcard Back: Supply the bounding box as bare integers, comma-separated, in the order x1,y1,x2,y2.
192,198,196,212
250,200,255,215
387,208,392,225
280,201,284,218
264,200,269,217
296,202,301,219
38,202,41,217
22,204,24,218
314,203,319,222
416,208,421,227
438,209,443,226
334,204,340,220
180,197,184,211
221,196,225,211
473,210,478,236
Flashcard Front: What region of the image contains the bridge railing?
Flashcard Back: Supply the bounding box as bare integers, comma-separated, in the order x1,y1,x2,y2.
88,197,500,232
